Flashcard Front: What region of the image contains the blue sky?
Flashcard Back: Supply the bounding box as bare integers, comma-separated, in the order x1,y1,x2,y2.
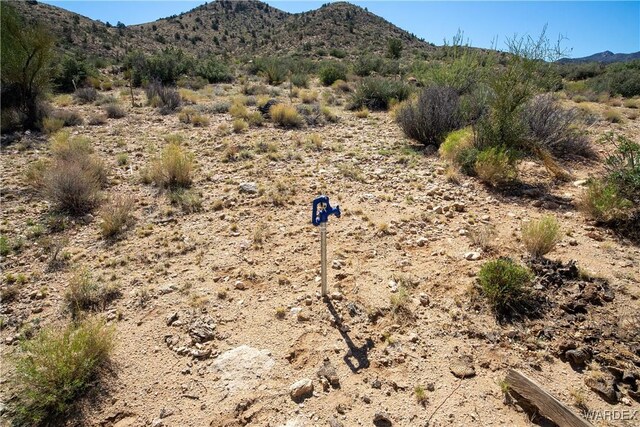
41,1,640,57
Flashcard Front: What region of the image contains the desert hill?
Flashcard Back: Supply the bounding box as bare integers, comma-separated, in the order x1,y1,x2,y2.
12,0,434,60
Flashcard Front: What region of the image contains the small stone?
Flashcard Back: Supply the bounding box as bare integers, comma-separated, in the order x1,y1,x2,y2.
330,292,343,301
329,416,344,427
239,182,258,194
419,293,429,307
297,310,310,322
450,356,476,378
362,395,372,404
464,251,481,261
151,419,164,427
371,378,382,389
317,359,340,388
289,378,314,400
416,237,429,247
234,280,246,290
373,411,392,424
433,206,444,214
166,312,179,326
568,238,578,246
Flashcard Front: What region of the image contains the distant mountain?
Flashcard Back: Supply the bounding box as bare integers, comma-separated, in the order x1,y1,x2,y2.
10,0,436,60
557,50,640,64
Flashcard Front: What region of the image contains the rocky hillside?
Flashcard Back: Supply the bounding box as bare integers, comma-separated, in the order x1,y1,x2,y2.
557,50,640,64
11,0,434,60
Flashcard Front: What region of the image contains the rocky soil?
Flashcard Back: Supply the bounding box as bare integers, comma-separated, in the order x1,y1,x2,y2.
1,81,639,427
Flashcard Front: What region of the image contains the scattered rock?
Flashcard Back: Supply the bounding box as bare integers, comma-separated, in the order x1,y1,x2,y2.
189,318,216,343
166,312,179,326
289,378,314,400
464,251,481,261
317,358,340,388
328,416,344,427
239,182,258,194
373,411,392,425
585,374,619,404
565,347,591,366
450,355,476,378
210,345,275,394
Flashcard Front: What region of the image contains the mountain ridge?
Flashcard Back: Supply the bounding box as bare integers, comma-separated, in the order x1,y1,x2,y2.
11,0,434,60
557,50,640,64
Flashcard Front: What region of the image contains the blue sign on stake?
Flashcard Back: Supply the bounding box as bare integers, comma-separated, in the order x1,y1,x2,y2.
311,195,340,297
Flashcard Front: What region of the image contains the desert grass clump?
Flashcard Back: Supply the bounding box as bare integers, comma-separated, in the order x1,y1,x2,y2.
290,73,309,88
50,109,84,127
521,215,561,258
354,107,369,118
99,195,135,239
299,89,318,104
11,318,114,425
229,102,249,119
178,108,209,127
37,132,106,216
233,118,248,133
603,109,623,123
74,87,97,104
147,143,193,188
478,258,533,317
474,146,517,186
396,85,460,145
87,114,107,126
390,287,414,322
65,269,120,317
578,180,633,222
41,117,65,134
270,104,302,128
104,103,126,119
168,188,202,213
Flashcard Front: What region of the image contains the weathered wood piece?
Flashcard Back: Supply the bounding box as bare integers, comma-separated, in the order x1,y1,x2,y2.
505,369,594,427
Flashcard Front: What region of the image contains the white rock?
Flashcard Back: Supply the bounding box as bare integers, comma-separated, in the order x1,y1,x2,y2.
464,251,481,261
289,378,314,400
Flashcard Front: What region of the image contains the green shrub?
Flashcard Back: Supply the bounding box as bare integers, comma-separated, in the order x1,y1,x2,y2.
601,132,640,201
351,77,412,111
588,60,640,97
260,57,289,85
196,56,233,83
578,179,633,222
1,4,54,131
53,56,96,93
521,215,561,258
478,258,533,315
290,73,309,88
319,62,347,86
353,55,384,77
395,85,459,144
12,318,114,425
474,146,517,186
439,127,478,173
0,235,9,257
387,38,402,59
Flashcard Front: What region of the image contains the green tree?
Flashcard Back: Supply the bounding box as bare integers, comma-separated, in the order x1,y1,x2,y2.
387,38,402,59
1,3,55,131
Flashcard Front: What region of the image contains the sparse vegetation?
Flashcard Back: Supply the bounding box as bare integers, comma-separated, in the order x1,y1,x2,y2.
35,132,106,216
521,215,561,258
65,268,120,317
478,258,533,316
269,103,302,128
12,318,114,425
474,146,517,186
396,85,460,145
350,77,411,111
147,143,194,188
99,195,135,238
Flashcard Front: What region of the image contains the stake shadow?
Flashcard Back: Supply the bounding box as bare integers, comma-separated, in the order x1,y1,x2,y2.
324,298,373,373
